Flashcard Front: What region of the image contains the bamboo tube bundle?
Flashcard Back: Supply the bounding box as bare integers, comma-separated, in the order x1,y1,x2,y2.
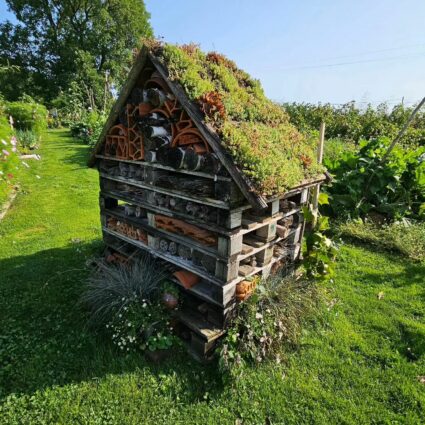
183,148,205,171
161,147,186,169
119,162,130,177
159,238,169,252
168,241,178,255
177,244,192,260
135,206,146,219
144,134,171,151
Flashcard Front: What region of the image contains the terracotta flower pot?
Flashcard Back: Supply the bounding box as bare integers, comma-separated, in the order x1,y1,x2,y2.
162,292,178,310
173,270,200,289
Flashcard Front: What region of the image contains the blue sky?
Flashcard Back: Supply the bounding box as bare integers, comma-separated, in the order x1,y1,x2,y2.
2,0,425,105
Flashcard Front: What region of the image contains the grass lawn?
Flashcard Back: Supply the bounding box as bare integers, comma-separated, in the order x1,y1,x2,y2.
0,130,424,424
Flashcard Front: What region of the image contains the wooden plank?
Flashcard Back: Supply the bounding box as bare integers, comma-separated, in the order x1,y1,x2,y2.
171,277,236,308
177,310,225,342
95,154,232,182
266,175,327,203
103,207,228,260
239,264,255,277
88,47,149,167
100,173,230,209
239,212,283,236
103,227,231,285
101,189,235,236
241,244,254,255
148,52,268,210
241,218,258,229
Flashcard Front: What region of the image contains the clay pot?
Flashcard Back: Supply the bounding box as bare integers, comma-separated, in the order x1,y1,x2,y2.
138,103,153,117
173,270,199,289
162,292,178,310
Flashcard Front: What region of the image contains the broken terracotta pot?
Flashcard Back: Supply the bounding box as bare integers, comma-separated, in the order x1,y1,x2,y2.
173,270,200,289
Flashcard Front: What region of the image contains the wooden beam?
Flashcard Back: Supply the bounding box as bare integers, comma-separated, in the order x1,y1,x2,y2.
148,52,268,210
88,47,149,167
311,122,326,225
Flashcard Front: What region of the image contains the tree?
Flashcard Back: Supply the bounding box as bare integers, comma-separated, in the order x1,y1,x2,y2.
0,0,153,108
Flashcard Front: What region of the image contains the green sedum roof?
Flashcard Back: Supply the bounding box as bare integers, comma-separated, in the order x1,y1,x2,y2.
150,42,324,196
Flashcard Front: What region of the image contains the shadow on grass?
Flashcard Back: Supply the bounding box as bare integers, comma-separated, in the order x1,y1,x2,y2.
0,242,224,401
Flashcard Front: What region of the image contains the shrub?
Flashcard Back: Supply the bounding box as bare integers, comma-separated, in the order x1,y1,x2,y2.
70,111,105,147
219,273,322,377
0,136,19,203
337,219,425,262
324,137,425,220
324,137,357,164
283,101,425,146
16,130,38,151
5,101,48,136
0,114,12,142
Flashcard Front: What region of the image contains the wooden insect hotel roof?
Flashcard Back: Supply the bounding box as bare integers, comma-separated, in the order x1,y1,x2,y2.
89,42,327,360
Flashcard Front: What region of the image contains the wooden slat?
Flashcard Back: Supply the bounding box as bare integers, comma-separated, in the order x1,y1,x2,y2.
103,207,228,260
177,310,225,342
95,154,232,182
103,227,232,285
101,189,235,236
100,173,230,209
266,175,327,202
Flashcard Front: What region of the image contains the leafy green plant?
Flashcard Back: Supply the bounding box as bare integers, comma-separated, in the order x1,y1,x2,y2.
283,101,425,147
162,281,179,298
146,333,177,351
325,137,425,220
16,130,38,151
5,101,47,136
302,194,339,281
219,273,322,378
70,111,105,147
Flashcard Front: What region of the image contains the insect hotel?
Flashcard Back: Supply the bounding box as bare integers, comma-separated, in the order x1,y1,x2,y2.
89,43,327,359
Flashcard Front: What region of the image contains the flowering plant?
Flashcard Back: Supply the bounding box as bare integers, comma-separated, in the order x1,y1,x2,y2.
82,256,180,354
0,137,20,192
106,296,178,353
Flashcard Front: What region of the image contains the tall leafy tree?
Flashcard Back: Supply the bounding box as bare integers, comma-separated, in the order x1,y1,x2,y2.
0,0,153,107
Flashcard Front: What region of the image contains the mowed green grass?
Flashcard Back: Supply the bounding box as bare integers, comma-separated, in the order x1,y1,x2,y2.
0,130,424,424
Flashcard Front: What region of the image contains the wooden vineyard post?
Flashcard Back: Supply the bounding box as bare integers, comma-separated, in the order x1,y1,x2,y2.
311,122,325,226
